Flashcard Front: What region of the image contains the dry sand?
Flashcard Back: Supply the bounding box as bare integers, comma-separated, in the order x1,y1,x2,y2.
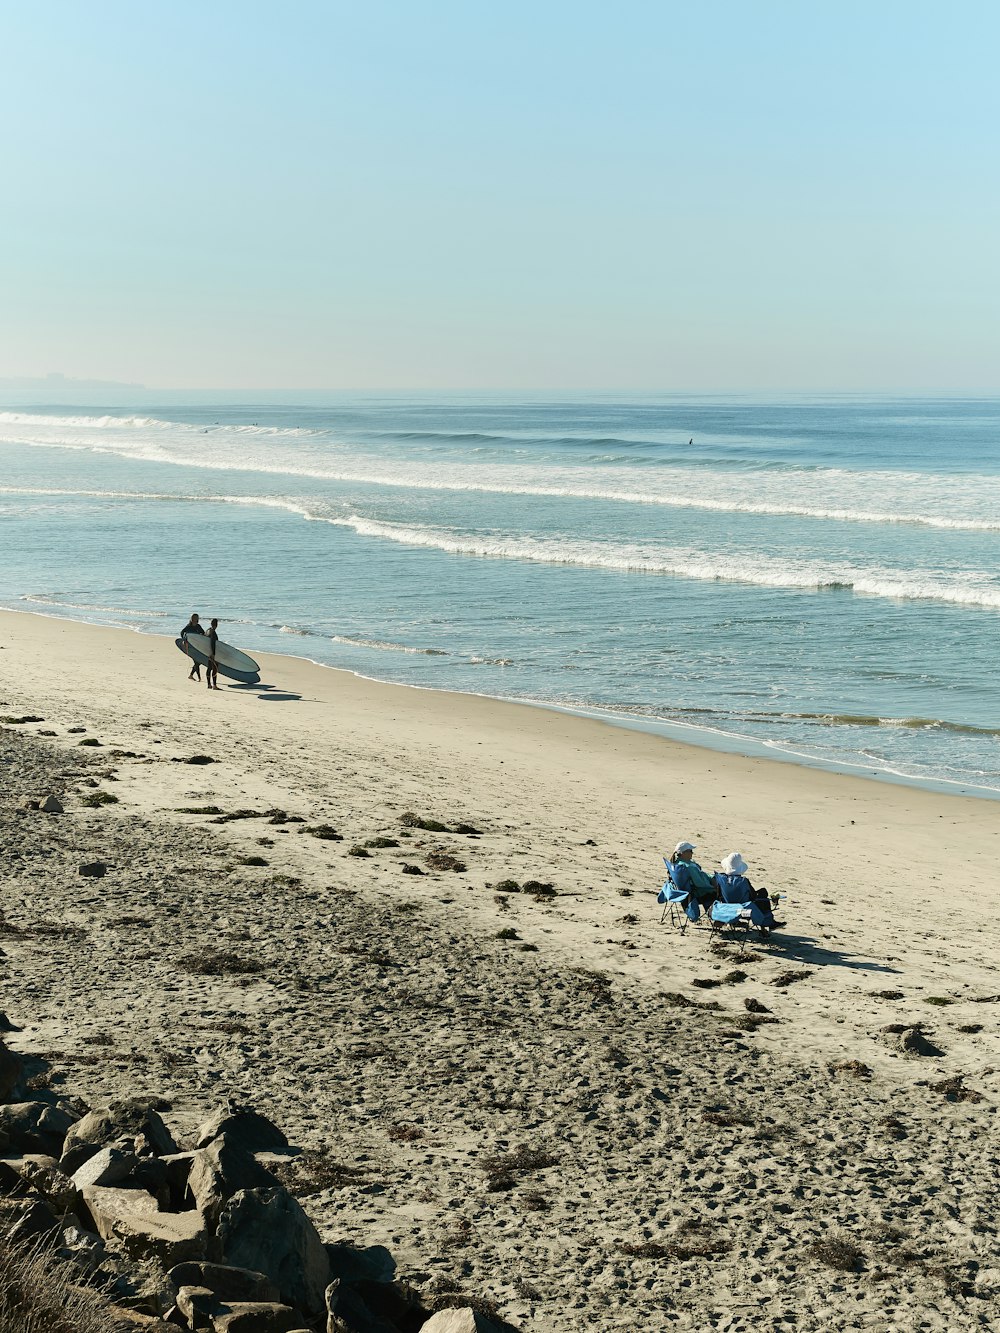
1,607,998,1330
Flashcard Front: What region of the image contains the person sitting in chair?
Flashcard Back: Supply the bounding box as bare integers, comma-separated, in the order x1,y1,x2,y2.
669,841,719,914
715,852,785,936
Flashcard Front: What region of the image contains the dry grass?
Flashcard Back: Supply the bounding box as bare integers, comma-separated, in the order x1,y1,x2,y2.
771,969,813,988
79,791,118,807
0,1238,140,1333
401,811,450,832
808,1234,864,1273
271,1149,368,1195
829,1060,873,1079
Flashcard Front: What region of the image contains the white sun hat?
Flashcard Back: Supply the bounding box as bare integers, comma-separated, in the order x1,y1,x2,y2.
721,852,748,875
673,841,696,855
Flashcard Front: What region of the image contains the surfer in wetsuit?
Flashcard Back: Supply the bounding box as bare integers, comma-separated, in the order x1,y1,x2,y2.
206,618,221,691
181,613,202,682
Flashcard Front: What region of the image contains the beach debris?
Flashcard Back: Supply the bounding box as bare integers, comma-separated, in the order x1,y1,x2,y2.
237,855,268,867
808,1233,865,1273
771,969,813,988
348,845,371,857
881,1024,944,1057
829,1059,874,1079
306,823,343,840
365,836,399,848
744,997,771,1014
0,715,45,724
923,996,954,1006
928,1075,984,1103
66,725,86,733
427,852,466,872
77,737,102,746
175,805,224,814
958,1023,983,1033
77,861,107,878
691,977,721,989
480,1144,558,1195
401,811,450,832
177,950,267,977
18,797,41,811
210,808,264,823
178,754,216,765
723,969,748,984
488,879,521,892
401,864,425,875
495,928,519,941
80,790,118,807
874,989,905,1000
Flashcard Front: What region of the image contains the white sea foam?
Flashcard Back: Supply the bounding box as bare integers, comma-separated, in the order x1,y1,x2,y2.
3,412,1000,531
330,515,1000,610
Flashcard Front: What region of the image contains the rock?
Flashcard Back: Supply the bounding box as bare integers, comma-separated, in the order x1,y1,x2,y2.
215,1188,330,1315
78,861,108,878
0,1100,77,1155
57,1222,108,1276
71,1144,140,1191
39,794,64,814
6,1197,63,1246
0,1038,23,1099
324,1243,395,1286
19,797,40,811
420,1311,507,1333
0,1013,20,1033
167,1262,280,1306
17,1158,78,1212
325,1278,427,1333
0,1159,30,1196
211,1303,307,1332
194,1107,289,1156
188,1139,281,1226
80,1184,206,1266
61,1099,178,1173
176,1284,218,1327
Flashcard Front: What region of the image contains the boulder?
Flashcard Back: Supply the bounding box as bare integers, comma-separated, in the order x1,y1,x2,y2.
420,1311,507,1333
167,1262,280,1306
71,1144,139,1191
6,1197,63,1246
176,1284,217,1328
215,1188,329,1315
80,1184,206,1266
78,861,107,878
0,1100,77,1155
194,1107,289,1156
211,1303,307,1332
17,1158,77,1212
325,1243,395,1286
39,794,64,814
61,1099,177,1173
188,1139,280,1227
0,1039,23,1100
57,1222,108,1276
324,1279,426,1333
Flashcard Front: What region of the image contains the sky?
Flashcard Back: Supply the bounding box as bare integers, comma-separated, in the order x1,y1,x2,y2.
1,1,998,391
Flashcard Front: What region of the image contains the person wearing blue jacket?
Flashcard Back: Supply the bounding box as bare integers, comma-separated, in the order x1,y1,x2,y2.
716,852,785,935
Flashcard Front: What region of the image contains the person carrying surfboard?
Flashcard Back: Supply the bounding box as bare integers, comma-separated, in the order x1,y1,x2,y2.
181,613,202,682
206,618,221,691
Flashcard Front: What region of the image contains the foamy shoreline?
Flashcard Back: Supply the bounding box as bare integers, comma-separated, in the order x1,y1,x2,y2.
1,606,999,1329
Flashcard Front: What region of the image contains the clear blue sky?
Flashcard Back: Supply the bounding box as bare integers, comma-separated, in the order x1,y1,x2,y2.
2,1,998,390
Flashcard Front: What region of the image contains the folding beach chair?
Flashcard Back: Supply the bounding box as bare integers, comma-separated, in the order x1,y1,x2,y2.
706,900,755,955
658,857,693,930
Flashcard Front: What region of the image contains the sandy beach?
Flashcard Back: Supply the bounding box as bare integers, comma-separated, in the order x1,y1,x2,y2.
1,607,998,1330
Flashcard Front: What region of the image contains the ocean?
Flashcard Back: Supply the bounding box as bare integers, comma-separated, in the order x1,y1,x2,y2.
1,394,999,798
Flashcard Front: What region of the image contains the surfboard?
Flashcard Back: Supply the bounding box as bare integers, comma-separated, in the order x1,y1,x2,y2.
176,632,261,684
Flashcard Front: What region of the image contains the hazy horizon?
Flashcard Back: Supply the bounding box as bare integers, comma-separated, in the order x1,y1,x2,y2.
3,2,998,392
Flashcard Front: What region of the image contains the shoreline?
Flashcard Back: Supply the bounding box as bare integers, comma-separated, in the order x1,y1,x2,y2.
4,601,999,805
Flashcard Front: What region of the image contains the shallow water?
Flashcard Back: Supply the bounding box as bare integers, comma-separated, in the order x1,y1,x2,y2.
2,393,999,796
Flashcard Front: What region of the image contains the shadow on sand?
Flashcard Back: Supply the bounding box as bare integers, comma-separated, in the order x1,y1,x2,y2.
764,931,901,975
225,682,304,703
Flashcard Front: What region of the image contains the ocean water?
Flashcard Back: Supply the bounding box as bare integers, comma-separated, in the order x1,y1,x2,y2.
1,394,999,798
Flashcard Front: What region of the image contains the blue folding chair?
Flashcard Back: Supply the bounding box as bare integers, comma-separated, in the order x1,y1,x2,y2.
707,899,754,950
658,857,694,930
